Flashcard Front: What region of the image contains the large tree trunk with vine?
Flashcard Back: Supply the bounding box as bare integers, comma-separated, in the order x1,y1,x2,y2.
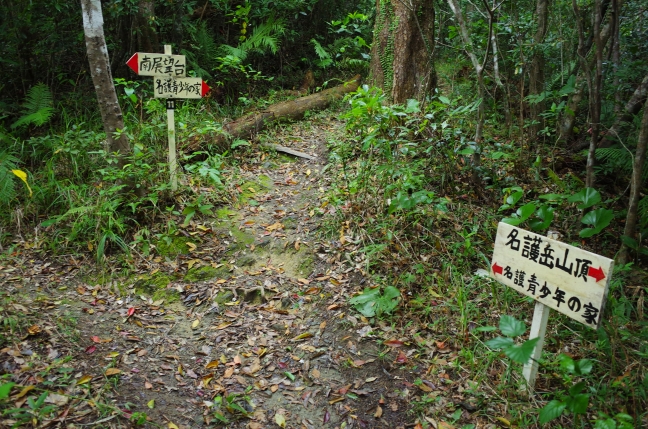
618,98,648,265
81,0,129,166
369,0,436,103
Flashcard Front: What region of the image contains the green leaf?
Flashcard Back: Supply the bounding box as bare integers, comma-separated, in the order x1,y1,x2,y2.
231,139,251,149
580,208,613,237
228,402,248,415
502,217,523,226
475,326,497,332
516,202,536,221
485,336,514,349
349,286,400,317
458,147,475,155
506,190,523,206
529,205,554,231
213,412,229,423
568,188,601,209
284,371,295,381
405,99,420,113
559,354,576,373
539,400,567,424
539,193,566,202
503,338,539,364
499,315,526,337
565,393,589,415
0,382,16,400
438,96,451,104
594,417,616,429
575,358,593,375
568,381,586,396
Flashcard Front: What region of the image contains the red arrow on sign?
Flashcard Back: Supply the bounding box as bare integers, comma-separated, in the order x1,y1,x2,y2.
126,53,138,74
587,266,606,282
492,263,503,275
201,81,210,97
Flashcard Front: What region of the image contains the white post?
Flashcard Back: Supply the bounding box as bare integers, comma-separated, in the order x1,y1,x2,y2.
164,44,178,191
521,230,559,392
522,301,550,391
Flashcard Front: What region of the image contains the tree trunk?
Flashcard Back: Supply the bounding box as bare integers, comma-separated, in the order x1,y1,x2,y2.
446,0,493,184
529,0,550,137
81,0,129,166
186,76,362,152
602,73,648,147
618,98,648,265
136,0,159,53
558,0,623,144
369,0,436,103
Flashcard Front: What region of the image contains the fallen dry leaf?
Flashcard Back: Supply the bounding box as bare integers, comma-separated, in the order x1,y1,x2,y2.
375,405,383,418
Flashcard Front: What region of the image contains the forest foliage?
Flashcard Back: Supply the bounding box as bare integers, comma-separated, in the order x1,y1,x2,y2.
0,0,647,427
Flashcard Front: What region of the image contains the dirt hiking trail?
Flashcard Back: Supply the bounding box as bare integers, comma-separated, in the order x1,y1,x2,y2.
0,117,442,429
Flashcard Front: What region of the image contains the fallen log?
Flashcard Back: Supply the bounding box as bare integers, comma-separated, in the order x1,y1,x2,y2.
185,75,361,152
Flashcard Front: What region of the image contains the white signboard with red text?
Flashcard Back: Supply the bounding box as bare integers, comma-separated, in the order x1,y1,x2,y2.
490,222,614,329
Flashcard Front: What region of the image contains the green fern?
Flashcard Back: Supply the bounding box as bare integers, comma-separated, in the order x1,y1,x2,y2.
186,21,220,76
220,16,286,62
239,16,285,55
11,83,54,129
639,196,648,230
0,150,19,204
595,147,648,181
311,39,332,68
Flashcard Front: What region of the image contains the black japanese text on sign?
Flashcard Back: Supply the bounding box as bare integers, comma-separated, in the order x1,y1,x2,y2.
126,53,186,77
490,222,613,329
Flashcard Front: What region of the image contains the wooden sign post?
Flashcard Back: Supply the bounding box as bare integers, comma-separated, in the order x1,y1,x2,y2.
489,222,614,390
127,45,209,191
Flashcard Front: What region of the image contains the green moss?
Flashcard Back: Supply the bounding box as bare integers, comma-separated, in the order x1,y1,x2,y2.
133,272,180,303
184,265,229,282
298,254,314,277
134,273,171,295
216,208,239,220
152,288,180,303
156,236,193,257
239,174,274,205
214,290,235,305
376,0,397,94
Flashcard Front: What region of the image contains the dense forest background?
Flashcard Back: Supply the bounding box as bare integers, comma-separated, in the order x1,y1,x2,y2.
0,0,647,428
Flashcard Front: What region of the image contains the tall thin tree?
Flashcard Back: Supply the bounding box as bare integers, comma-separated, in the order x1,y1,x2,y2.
81,0,130,167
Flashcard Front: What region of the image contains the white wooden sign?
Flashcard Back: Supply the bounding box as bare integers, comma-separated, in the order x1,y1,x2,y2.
126,46,210,191
126,53,186,77
153,77,210,99
490,222,614,329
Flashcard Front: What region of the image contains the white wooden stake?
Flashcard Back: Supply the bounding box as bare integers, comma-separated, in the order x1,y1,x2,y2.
521,230,559,392
164,44,178,191
522,301,551,391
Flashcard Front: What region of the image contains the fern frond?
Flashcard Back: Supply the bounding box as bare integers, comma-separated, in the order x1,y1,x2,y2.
311,39,331,61
186,21,219,74
0,150,19,204
239,16,285,55
595,147,633,175
11,83,54,129
639,196,648,229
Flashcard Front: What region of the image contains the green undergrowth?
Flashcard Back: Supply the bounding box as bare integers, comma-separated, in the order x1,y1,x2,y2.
324,85,648,427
